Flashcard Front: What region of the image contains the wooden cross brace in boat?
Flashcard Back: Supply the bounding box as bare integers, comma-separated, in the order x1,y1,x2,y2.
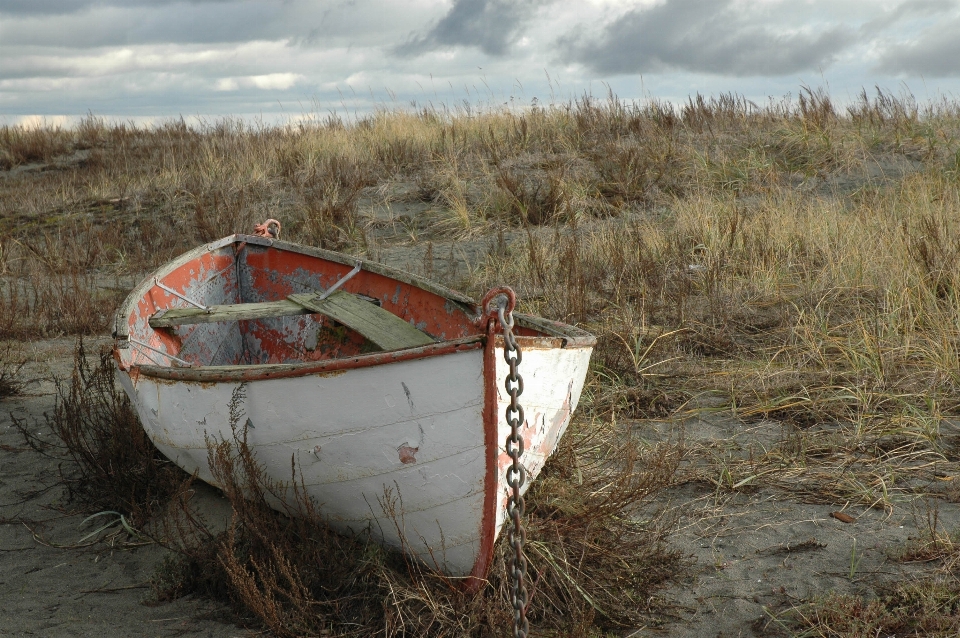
149,290,435,352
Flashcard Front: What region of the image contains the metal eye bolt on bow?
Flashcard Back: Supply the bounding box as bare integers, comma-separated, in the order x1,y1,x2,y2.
482,286,529,638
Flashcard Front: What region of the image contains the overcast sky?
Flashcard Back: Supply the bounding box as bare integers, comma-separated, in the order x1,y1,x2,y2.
2,0,960,126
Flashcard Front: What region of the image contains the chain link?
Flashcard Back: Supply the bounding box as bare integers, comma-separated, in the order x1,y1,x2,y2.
498,304,529,638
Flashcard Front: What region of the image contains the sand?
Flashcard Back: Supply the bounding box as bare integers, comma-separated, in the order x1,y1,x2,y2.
642,408,960,635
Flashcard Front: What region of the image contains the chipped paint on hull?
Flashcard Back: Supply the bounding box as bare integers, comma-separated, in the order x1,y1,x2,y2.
492,344,593,542
112,234,595,579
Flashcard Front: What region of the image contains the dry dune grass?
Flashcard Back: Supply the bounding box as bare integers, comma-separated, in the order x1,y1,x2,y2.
5,87,960,634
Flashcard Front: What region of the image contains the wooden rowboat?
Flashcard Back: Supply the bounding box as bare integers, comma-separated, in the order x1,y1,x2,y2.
112,226,594,583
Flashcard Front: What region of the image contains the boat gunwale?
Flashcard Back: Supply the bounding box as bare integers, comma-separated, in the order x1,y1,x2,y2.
131,330,596,383
133,335,487,382
113,234,479,340
113,234,596,355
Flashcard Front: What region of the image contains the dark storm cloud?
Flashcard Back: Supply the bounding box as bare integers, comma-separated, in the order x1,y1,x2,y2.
0,1,284,48
873,2,960,77
561,0,854,77
394,0,545,58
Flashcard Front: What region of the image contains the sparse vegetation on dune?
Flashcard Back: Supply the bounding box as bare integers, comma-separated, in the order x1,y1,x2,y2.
6,87,960,634
0,342,25,400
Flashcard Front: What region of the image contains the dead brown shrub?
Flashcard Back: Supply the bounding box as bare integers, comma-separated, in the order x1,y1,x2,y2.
0,274,125,339
907,212,960,300
778,575,960,637
15,340,190,527
495,166,568,226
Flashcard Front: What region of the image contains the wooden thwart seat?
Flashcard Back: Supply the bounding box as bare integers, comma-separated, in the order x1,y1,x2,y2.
150,300,310,327
149,290,435,351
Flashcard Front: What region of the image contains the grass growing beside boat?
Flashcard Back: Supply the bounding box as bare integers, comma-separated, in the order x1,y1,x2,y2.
13,341,191,528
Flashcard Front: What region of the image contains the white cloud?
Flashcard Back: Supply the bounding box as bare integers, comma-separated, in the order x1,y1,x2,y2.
215,78,240,91
249,73,305,90
214,73,303,91
12,114,74,129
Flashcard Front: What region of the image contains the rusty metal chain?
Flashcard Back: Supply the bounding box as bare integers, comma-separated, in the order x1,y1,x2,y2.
498,303,529,638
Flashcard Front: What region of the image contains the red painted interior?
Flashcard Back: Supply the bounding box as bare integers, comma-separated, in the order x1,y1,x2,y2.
122,240,548,370
242,246,477,341
121,241,534,369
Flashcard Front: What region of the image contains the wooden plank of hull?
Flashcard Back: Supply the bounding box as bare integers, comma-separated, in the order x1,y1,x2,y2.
120,349,489,576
